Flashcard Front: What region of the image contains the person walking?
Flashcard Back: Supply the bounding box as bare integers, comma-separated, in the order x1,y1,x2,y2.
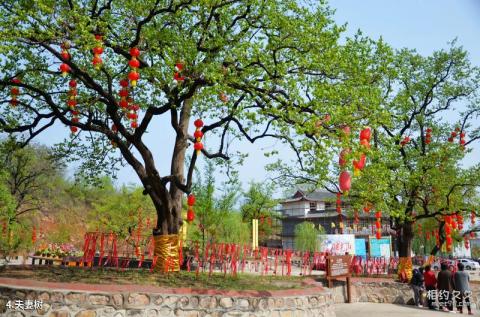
424,264,437,310
437,262,454,312
410,267,424,307
453,262,473,315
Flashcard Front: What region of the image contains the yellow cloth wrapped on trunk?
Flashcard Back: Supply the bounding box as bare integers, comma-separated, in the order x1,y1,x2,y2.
153,234,180,272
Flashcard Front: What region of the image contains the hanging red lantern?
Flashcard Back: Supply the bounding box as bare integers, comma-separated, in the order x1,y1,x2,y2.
60,41,70,61
60,63,70,77
353,153,367,176
375,220,381,229
194,142,204,154
70,126,78,133
187,207,195,222
338,148,350,167
187,194,196,206
363,203,371,213
10,78,20,107
360,139,371,149
445,224,451,235
470,232,475,238
218,92,229,103
359,127,371,141
339,171,351,193
174,62,185,82
400,136,410,147
131,121,138,129
194,119,204,128
92,34,104,70
128,71,140,86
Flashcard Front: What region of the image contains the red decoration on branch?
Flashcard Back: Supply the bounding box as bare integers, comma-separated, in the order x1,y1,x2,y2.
425,127,432,144
186,193,195,223
128,47,140,86
10,78,20,107
193,119,204,155
174,62,185,82
339,171,351,193
92,35,104,70
67,79,79,134
375,210,382,239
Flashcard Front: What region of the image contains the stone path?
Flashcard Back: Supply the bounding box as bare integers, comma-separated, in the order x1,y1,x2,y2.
335,303,480,316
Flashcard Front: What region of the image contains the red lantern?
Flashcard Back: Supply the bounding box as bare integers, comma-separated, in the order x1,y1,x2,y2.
194,142,204,154
338,148,350,167
338,171,351,193
219,92,229,103
70,126,78,133
460,138,466,146
446,236,453,244
128,71,140,86
174,72,185,82
360,127,371,141
120,79,129,87
187,194,195,206
445,225,451,235
129,59,140,68
131,121,138,129
376,231,381,239
194,130,204,140
194,119,204,128
360,139,371,149
112,124,118,133
470,232,475,238
187,208,195,222
60,63,70,77
175,62,184,72
375,221,381,229
130,47,140,57
353,153,366,171
448,137,453,143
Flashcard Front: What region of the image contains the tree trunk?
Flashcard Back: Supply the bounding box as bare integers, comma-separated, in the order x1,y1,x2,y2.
150,97,193,272
397,220,413,257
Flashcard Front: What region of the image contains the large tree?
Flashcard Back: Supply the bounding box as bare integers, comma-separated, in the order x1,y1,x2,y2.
349,44,480,260
0,0,385,269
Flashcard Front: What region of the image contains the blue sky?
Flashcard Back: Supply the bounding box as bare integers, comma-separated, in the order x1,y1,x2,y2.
35,0,480,194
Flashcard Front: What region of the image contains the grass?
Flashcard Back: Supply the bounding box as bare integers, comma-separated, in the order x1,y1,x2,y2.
0,266,311,291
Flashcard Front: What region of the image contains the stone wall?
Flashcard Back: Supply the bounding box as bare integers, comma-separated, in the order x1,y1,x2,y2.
329,279,480,309
0,285,335,317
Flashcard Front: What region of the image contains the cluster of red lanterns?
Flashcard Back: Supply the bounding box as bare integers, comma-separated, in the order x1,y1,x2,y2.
118,79,129,110
68,79,79,133
363,202,372,214
187,194,195,222
444,215,454,252
59,42,71,77
174,62,185,82
400,136,410,147
375,210,382,239
448,127,466,150
10,78,21,107
128,48,140,87
457,214,464,230
92,34,104,70
193,119,204,155
425,127,432,144
128,103,139,129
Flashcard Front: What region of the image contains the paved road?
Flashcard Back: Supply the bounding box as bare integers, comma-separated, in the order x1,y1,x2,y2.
335,303,479,316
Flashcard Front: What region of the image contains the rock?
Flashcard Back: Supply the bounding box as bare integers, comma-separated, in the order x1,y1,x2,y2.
238,299,250,309
113,311,126,317
163,296,179,307
38,292,51,302
49,311,70,317
127,293,150,307
279,311,294,317
199,297,217,309
285,298,296,308
158,307,173,317
174,309,200,317
219,297,233,308
51,292,65,302
75,310,97,317
126,310,144,317
37,303,51,315
6,311,25,317
221,311,248,317
147,309,158,317
112,294,124,307
65,293,87,305
179,296,189,308
15,291,26,299
153,296,163,305
88,294,110,305
0,298,7,313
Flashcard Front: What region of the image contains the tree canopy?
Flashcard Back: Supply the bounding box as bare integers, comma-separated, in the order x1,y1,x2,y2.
0,0,387,239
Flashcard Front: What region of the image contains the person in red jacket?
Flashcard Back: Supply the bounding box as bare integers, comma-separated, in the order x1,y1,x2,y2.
423,265,437,310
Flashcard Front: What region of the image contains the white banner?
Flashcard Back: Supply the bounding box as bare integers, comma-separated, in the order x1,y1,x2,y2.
318,234,356,255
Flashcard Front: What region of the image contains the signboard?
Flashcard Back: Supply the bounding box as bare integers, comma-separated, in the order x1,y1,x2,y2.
369,236,391,258
327,255,352,277
355,238,367,258
319,234,355,255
